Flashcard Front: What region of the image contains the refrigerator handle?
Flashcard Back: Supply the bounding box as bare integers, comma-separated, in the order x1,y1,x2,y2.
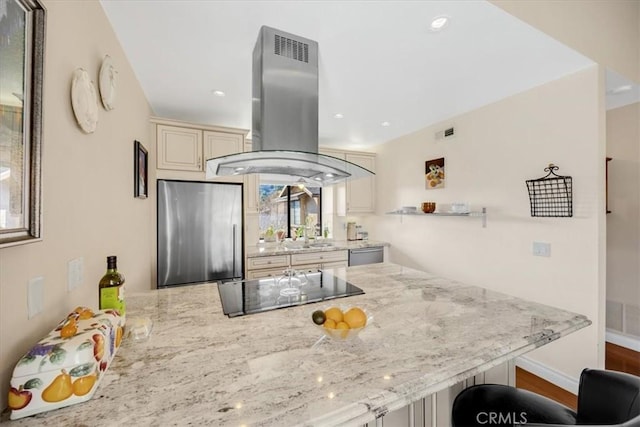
232,224,237,278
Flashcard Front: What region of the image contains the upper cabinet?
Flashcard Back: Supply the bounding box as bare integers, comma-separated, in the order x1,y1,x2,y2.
153,117,247,173
157,125,203,171
345,153,375,213
204,131,243,160
319,148,376,214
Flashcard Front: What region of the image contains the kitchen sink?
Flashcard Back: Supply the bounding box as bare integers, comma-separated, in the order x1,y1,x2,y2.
308,242,334,248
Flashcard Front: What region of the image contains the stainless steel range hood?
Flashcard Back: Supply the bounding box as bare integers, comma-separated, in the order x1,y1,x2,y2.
206,26,374,186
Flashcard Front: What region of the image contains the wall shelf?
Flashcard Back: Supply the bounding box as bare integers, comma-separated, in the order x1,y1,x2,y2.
387,207,487,228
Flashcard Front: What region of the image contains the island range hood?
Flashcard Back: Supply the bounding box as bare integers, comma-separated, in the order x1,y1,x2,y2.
206,26,374,186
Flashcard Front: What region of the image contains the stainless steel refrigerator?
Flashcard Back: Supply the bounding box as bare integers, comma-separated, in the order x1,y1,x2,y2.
157,180,243,288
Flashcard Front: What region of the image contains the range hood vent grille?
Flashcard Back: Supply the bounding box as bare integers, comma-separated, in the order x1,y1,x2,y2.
274,34,309,63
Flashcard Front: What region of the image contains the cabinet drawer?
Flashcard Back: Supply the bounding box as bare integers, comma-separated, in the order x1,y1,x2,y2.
291,250,347,265
246,267,289,280
320,261,347,269
247,255,290,270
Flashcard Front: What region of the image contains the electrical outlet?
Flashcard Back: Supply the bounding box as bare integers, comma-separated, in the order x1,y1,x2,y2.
532,242,551,257
67,257,84,291
28,276,44,319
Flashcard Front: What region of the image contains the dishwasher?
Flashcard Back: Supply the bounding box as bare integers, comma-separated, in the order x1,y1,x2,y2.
348,247,384,266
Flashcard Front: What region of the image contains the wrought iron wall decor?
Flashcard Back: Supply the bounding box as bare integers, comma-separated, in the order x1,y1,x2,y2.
526,164,573,217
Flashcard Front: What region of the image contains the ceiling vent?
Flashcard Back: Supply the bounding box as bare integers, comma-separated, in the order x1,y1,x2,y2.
274,34,309,63
435,126,455,140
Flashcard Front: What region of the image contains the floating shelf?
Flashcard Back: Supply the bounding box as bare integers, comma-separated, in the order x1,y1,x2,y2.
386,207,487,228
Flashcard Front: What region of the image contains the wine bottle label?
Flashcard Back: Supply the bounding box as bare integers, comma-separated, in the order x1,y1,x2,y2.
99,285,126,317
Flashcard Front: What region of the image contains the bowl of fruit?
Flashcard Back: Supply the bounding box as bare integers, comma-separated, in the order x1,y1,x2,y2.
311,305,371,341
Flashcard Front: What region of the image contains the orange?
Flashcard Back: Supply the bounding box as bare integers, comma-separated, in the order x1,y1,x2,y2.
324,307,343,323
344,307,367,329
323,318,337,329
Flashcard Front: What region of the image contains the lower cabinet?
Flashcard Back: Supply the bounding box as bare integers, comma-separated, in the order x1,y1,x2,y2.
363,361,514,427
246,250,348,279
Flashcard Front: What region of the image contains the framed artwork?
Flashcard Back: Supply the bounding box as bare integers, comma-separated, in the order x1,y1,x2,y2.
0,0,45,246
134,141,148,198
425,157,445,189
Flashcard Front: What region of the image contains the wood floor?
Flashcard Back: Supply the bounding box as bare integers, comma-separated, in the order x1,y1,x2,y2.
516,342,640,411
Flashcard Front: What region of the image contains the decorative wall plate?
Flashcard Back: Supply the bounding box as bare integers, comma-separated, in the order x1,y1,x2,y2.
98,55,117,110
71,68,99,134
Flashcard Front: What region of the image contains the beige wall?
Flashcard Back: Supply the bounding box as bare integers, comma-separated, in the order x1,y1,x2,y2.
491,0,640,83
606,102,640,335
0,0,152,405
364,67,605,380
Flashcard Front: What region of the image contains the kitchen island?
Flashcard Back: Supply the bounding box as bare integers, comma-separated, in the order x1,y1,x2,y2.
7,263,591,426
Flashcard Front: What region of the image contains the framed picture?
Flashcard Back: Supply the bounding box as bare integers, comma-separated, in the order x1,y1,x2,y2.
425,157,445,189
134,141,148,198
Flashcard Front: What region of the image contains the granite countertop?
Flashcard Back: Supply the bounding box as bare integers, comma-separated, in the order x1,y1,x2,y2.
246,240,389,258
8,263,591,426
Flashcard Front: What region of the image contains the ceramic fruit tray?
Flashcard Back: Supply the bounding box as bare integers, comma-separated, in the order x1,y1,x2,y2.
8,307,124,420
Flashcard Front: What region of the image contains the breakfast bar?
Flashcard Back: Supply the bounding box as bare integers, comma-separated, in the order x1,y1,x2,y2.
6,263,591,426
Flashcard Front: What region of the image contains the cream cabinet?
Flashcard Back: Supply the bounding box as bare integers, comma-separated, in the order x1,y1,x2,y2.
156,125,203,171
290,250,347,267
244,140,260,214
153,117,246,172
345,153,375,213
245,250,348,280
204,131,243,160
318,148,376,215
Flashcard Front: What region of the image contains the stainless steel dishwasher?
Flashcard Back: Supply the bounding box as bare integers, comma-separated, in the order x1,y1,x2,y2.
348,247,384,266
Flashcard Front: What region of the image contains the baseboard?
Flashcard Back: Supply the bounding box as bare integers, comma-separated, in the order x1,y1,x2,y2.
606,329,640,352
515,356,579,395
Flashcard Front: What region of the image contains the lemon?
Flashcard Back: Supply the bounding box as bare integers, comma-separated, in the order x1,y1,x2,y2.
323,318,337,329
344,307,367,329
336,321,350,330
324,307,343,323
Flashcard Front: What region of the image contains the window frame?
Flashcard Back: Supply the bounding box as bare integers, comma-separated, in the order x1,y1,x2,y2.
259,184,323,239
0,0,45,247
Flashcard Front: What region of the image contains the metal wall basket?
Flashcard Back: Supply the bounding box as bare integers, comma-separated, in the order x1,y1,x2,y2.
526,164,573,217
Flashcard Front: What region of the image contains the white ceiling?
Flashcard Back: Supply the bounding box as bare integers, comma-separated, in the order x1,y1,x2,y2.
100,0,600,150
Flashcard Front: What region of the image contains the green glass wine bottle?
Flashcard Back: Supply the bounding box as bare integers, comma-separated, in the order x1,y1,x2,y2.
98,256,126,318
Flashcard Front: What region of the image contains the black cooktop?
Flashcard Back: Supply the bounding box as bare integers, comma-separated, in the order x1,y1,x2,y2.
217,271,365,317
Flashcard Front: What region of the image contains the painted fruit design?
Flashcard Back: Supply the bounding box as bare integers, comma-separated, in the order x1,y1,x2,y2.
115,326,123,347
93,334,105,362
8,386,32,410
72,374,97,396
41,370,73,403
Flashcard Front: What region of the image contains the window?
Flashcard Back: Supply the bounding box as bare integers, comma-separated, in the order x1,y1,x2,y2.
0,0,45,246
259,184,322,240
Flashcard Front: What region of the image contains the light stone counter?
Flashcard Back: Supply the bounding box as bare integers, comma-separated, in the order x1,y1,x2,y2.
245,240,389,258
6,263,591,426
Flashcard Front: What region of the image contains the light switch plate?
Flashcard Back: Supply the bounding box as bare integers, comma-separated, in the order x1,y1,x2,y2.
28,276,44,319
532,241,551,257
67,257,84,291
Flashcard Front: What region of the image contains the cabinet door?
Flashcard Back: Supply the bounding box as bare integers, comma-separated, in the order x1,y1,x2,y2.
157,125,203,171
346,153,375,213
203,131,243,160
244,140,259,213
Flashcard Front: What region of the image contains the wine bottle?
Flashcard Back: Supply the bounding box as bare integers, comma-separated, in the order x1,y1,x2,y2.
99,256,126,319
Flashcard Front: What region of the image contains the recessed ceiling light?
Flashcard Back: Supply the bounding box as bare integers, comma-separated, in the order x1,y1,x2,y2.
325,173,334,178
314,177,322,181
212,90,226,97
430,15,450,31
234,167,245,171
333,113,344,119
381,121,391,127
